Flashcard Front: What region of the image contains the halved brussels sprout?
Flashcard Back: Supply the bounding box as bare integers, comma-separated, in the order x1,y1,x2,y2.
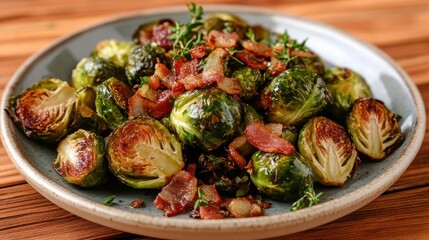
346,98,403,160
262,68,331,125
53,129,107,187
125,45,167,85
324,67,372,119
170,88,242,151
106,117,184,188
298,116,359,186
248,151,315,201
70,87,108,134
72,56,126,89
8,78,76,142
92,39,136,68
232,67,264,100
95,77,133,129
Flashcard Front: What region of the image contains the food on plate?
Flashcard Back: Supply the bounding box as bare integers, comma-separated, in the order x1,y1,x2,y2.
7,2,404,219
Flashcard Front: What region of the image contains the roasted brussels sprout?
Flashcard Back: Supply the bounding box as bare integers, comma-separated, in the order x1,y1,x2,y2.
106,117,184,188
346,98,403,160
70,87,108,134
290,53,326,77
248,151,315,201
324,67,372,119
72,56,126,89
53,129,108,187
232,67,264,100
204,13,248,36
262,68,331,125
196,154,250,196
298,116,359,186
8,78,76,142
237,103,263,135
95,77,133,129
92,39,136,68
125,45,167,85
170,88,242,151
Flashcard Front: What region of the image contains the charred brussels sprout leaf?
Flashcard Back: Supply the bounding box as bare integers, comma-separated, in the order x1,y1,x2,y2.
92,39,136,68
53,129,108,187
324,67,372,119
346,98,404,160
95,77,133,129
125,45,167,85
106,117,184,188
232,67,264,100
72,56,126,89
8,78,76,142
298,116,359,186
170,88,242,151
263,68,331,125
248,151,316,202
70,87,108,134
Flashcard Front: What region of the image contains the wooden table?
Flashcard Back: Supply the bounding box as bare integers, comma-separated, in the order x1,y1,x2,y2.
1,0,429,239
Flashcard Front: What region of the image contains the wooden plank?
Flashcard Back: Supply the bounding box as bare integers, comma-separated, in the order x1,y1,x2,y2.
1,181,428,239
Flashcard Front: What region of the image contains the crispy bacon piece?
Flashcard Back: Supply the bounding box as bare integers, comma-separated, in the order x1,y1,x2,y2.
154,63,175,89
236,50,267,70
199,204,224,219
228,135,248,169
269,56,286,77
153,170,198,217
128,90,173,119
200,184,222,204
242,40,273,58
290,49,317,58
152,21,174,50
244,122,295,155
227,198,263,218
175,59,200,80
190,45,207,59
186,163,197,176
217,77,240,95
207,30,239,48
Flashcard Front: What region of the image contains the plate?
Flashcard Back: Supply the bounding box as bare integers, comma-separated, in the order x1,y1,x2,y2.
0,5,426,240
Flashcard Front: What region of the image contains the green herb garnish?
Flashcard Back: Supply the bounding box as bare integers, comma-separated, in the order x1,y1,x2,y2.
103,195,116,205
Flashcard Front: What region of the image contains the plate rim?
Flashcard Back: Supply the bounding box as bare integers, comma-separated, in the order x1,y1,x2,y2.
0,4,426,239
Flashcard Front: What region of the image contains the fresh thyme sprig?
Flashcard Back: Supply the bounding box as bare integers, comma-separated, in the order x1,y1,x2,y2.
193,188,210,209
290,184,322,211
245,28,256,42
168,2,205,60
275,31,309,66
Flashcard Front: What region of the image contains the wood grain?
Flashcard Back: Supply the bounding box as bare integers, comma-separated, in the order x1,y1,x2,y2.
1,0,428,239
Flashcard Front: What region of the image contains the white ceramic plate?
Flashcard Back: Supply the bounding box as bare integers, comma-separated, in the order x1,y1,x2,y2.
0,5,426,240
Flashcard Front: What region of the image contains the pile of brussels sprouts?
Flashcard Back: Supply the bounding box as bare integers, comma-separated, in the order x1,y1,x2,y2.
7,3,404,217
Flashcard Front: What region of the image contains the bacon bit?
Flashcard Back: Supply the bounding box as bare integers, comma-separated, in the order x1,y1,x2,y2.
129,199,144,208
128,90,173,119
227,198,264,218
153,170,198,217
205,48,228,75
200,184,222,204
152,21,174,51
207,30,239,49
200,204,224,219
154,63,175,89
148,75,161,90
290,49,316,58
176,59,200,80
269,56,286,77
260,93,272,109
217,77,240,95
236,50,267,70
171,82,185,98
190,45,207,59
178,74,206,91
244,122,295,155
186,163,197,176
242,40,273,58
228,135,249,169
